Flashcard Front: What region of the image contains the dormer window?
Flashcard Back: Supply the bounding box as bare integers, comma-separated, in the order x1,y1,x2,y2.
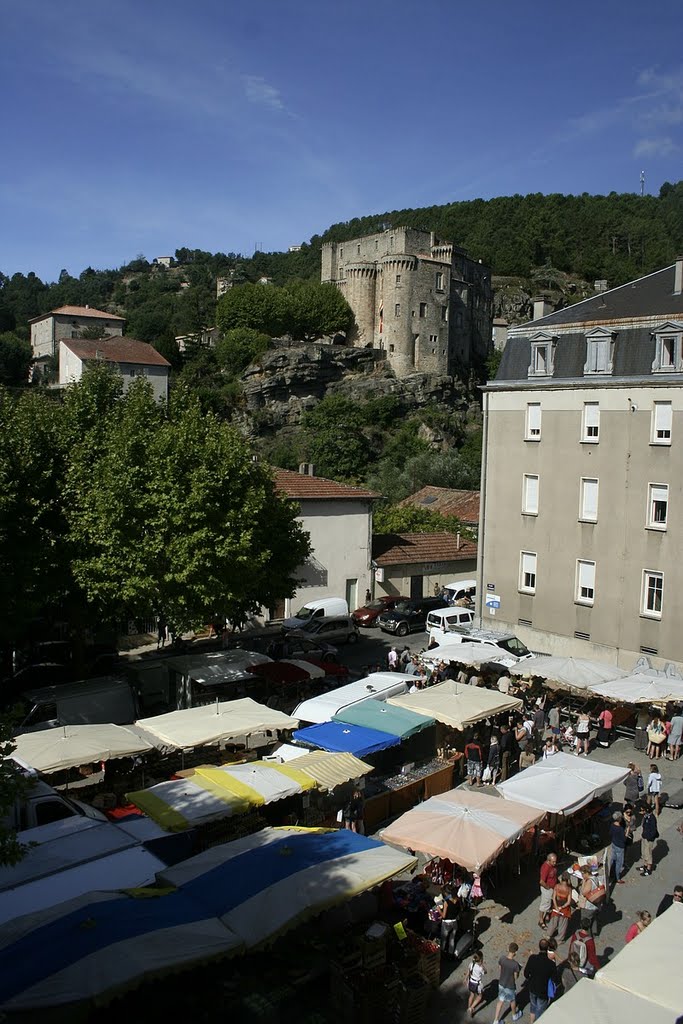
584,327,614,375
528,332,556,377
652,321,683,373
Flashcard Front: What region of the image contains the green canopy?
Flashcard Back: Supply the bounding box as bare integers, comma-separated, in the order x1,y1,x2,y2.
333,700,434,739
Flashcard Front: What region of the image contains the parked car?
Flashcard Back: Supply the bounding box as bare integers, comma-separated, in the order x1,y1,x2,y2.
378,597,448,637
427,607,476,645
425,629,534,663
268,635,338,663
352,595,409,627
287,615,360,647
282,597,349,631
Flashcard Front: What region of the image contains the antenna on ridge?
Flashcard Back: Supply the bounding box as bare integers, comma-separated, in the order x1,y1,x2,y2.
640,170,645,197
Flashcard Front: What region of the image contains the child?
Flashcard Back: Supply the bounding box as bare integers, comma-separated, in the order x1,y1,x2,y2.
647,763,662,816
466,951,486,1017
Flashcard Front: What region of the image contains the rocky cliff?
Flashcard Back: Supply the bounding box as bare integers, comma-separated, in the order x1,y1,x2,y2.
238,341,473,436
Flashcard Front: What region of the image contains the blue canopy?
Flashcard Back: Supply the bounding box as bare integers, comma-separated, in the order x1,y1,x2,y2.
334,700,434,738
292,721,401,757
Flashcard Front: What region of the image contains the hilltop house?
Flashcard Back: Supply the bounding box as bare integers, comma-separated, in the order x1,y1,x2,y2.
59,337,171,403
30,305,126,371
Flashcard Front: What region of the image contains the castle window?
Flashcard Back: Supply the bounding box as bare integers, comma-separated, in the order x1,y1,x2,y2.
419,303,427,318
357,244,361,255
395,303,401,317
429,334,438,344
389,344,395,353
390,236,394,251
441,305,447,321
339,248,343,258
375,240,378,251
436,272,444,291
338,268,344,280
396,274,401,285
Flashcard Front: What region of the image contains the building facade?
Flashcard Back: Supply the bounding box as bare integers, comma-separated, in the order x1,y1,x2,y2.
30,306,125,363
477,257,683,670
372,532,477,601
59,337,171,404
321,227,492,377
273,467,378,617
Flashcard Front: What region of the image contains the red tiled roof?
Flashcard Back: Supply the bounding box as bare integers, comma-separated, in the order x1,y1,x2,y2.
274,468,380,501
62,337,170,367
372,532,477,567
399,486,480,524
30,305,126,323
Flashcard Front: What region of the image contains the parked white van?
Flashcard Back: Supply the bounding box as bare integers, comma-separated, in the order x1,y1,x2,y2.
427,607,475,645
442,579,476,605
425,629,534,663
283,597,349,631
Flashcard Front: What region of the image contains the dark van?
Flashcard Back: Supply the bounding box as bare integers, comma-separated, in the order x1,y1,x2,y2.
378,596,448,637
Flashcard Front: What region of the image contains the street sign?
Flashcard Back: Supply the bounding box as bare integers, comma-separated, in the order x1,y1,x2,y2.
485,594,501,608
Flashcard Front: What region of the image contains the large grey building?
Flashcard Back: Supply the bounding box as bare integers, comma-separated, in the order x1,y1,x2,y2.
477,257,683,670
321,227,492,377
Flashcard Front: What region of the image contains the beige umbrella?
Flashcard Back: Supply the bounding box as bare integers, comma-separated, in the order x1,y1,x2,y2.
508,656,626,690
380,787,544,872
388,679,522,729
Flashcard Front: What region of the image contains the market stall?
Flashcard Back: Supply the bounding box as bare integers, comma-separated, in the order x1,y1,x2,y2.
594,901,683,1014
12,723,153,774
420,644,514,667
388,679,523,729
542,979,675,1024
126,760,316,830
292,721,403,758
334,701,434,739
380,788,545,871
362,759,455,834
508,656,627,690
590,673,683,704
134,697,299,752
496,752,628,814
293,672,413,725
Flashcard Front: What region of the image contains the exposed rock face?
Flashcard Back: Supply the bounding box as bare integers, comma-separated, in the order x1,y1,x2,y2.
239,341,470,433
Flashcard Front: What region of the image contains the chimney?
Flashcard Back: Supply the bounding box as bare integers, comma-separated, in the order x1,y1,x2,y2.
298,463,315,476
532,295,553,320
674,255,683,296
456,532,461,550
594,280,608,294
85,304,90,309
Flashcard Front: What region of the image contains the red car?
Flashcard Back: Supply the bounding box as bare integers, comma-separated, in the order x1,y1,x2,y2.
352,595,409,627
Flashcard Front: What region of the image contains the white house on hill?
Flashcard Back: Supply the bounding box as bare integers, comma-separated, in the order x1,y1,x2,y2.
59,337,171,403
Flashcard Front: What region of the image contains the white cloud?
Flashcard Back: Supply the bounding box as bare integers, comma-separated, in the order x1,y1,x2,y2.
633,136,679,158
242,75,285,112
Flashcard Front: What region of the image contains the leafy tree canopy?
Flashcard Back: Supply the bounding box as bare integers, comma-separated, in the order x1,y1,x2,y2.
373,503,471,537
215,328,271,376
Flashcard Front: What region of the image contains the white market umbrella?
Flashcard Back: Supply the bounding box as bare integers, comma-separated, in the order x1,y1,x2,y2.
421,643,514,667
497,751,628,815
508,656,627,690
590,673,683,704
12,725,153,774
281,659,326,679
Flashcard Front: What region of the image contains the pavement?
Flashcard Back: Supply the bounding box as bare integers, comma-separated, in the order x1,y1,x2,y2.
422,736,683,1022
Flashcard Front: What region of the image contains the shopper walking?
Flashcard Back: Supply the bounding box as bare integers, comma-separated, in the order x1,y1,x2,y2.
609,812,627,884
574,712,591,756
493,943,522,1023
578,865,605,935
547,873,573,942
524,939,558,1022
647,763,662,815
667,707,682,760
465,950,486,1017
639,808,659,876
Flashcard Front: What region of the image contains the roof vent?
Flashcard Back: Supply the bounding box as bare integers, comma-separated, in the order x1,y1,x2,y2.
518,618,532,627
640,644,658,656
421,496,437,505
574,630,591,641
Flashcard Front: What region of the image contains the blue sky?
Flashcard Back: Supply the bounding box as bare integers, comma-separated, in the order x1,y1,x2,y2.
2,0,682,281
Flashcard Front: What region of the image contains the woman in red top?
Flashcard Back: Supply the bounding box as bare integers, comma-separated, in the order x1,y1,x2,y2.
625,910,651,943
597,707,613,747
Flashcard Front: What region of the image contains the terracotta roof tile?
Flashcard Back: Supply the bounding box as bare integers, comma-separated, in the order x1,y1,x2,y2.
399,486,480,524
372,532,477,567
30,305,126,323
273,468,380,501
62,336,170,367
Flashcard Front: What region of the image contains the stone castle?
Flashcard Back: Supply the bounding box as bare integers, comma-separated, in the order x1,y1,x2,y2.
321,227,493,377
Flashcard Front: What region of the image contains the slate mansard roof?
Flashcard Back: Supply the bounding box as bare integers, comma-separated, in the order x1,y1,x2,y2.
495,262,683,385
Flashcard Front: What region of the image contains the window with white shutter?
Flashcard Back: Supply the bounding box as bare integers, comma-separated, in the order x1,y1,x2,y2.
651,402,672,444
519,551,537,594
522,474,539,515
580,478,599,521
576,560,596,605
582,402,600,442
647,483,668,529
525,403,541,441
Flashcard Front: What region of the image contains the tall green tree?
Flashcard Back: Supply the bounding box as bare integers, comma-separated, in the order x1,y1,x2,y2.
63,371,310,633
